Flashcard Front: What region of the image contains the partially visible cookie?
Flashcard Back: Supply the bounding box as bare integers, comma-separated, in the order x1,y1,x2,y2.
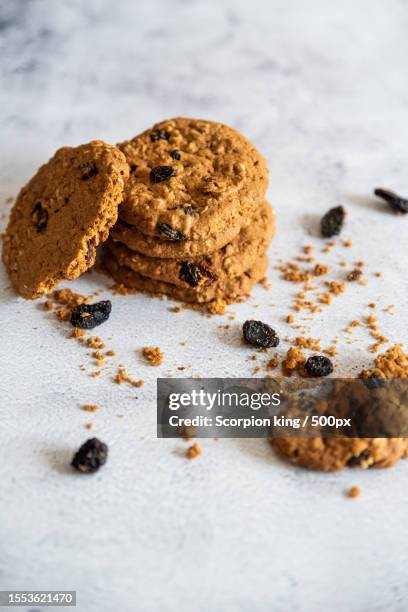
107,201,275,288
104,252,268,304
270,345,408,471
271,437,408,472
2,141,129,299
117,117,268,240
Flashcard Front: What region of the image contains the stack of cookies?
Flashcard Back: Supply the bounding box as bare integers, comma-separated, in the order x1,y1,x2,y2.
105,118,275,308
2,118,274,308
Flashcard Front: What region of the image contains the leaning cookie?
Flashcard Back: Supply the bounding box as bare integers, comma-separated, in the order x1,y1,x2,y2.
2,141,129,299
270,437,408,472
104,252,268,304
107,201,275,288
117,117,268,240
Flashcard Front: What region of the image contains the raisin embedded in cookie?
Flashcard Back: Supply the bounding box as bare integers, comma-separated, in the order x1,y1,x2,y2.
2,141,129,299
104,252,269,305
117,117,269,240
110,212,250,259
106,201,275,288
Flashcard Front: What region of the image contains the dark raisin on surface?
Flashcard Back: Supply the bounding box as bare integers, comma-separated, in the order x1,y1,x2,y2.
150,129,170,142
243,320,280,349
346,449,370,467
71,438,108,473
150,165,176,184
305,355,333,377
170,149,181,160
320,205,345,238
156,223,186,242
374,188,408,214
179,261,214,287
31,201,48,233
70,300,112,329
79,161,98,180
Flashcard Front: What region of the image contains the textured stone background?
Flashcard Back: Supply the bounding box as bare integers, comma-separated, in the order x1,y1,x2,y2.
1,1,408,610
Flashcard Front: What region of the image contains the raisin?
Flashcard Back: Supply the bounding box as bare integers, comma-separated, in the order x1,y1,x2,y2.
150,129,169,142
170,150,181,160
70,300,112,329
71,438,108,473
79,161,98,180
363,375,385,390
374,188,408,213
31,201,48,233
150,165,176,184
305,355,333,377
346,449,370,467
320,205,345,238
243,320,280,348
157,223,186,241
85,240,94,264
179,261,214,287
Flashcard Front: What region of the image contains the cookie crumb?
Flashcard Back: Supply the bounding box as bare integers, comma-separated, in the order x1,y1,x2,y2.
347,269,362,282
70,328,86,339
282,347,306,375
207,299,227,315
314,263,329,276
187,442,201,459
286,314,294,324
327,281,346,296
143,346,164,366
81,404,98,413
347,486,361,499
115,366,144,387
170,306,184,313
266,355,279,370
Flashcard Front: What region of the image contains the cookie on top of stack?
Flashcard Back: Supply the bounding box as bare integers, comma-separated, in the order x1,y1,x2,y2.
105,117,275,308
2,118,274,309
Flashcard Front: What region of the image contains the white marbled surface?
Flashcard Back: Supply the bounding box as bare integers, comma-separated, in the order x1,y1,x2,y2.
1,1,408,611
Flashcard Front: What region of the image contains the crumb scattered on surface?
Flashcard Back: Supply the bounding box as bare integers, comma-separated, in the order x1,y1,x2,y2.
361,344,408,379
207,299,227,315
314,263,329,276
81,404,98,412
347,269,362,282
115,366,144,387
266,355,279,370
282,347,306,375
347,486,361,499
295,336,321,351
187,442,201,459
143,346,164,366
